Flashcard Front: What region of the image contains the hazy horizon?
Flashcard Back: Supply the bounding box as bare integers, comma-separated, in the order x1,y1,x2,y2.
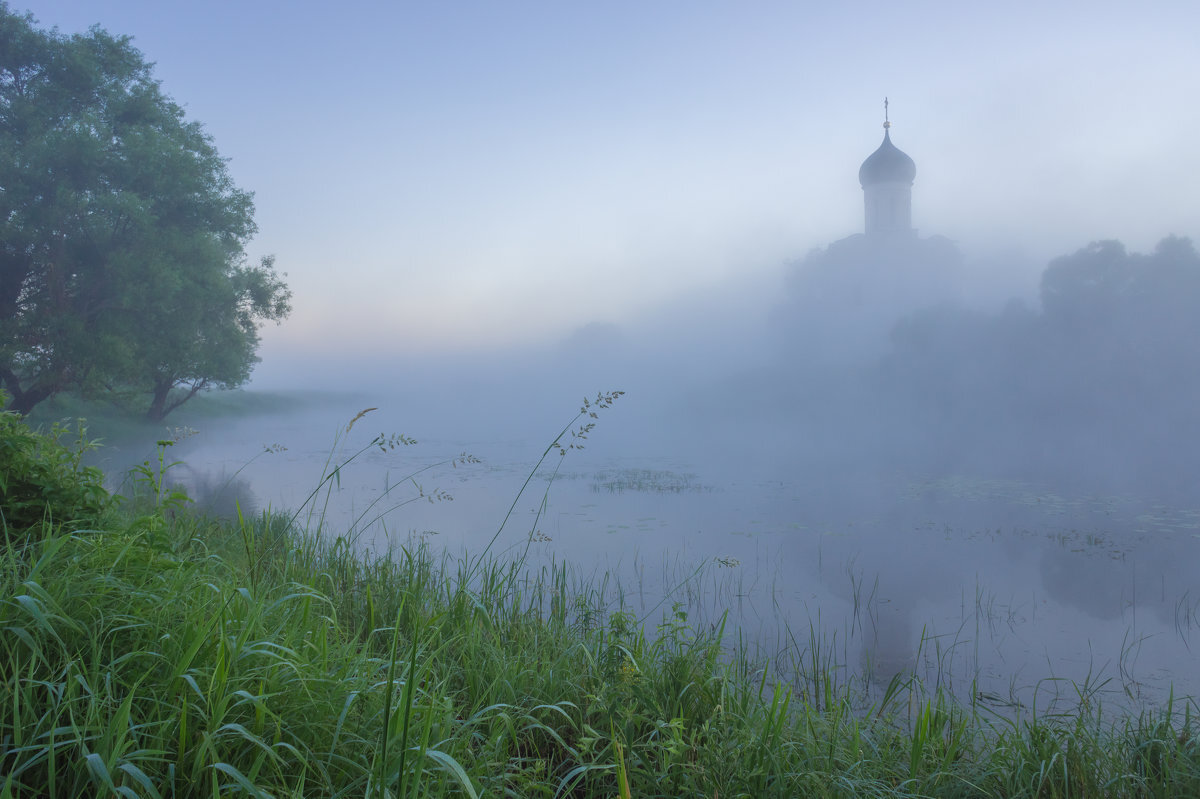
15,0,1200,364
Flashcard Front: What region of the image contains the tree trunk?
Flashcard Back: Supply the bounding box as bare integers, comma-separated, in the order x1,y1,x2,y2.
146,378,207,421
0,367,58,416
146,382,171,422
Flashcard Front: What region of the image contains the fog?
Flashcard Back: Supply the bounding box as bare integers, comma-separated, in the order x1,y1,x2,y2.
87,223,1200,716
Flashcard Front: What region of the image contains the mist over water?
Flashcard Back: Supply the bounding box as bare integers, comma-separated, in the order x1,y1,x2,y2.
95,230,1200,715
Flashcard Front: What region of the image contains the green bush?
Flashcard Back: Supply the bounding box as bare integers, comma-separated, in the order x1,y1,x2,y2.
0,393,109,537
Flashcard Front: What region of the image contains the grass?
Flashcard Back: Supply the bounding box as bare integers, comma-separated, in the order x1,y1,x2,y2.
3,395,1200,797
24,388,315,429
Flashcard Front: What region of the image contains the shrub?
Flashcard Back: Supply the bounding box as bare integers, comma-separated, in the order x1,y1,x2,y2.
0,392,109,538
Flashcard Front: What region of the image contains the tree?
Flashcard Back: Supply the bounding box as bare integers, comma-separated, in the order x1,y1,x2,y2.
1040,237,1200,367
0,5,290,418
136,252,291,421
1039,240,1134,330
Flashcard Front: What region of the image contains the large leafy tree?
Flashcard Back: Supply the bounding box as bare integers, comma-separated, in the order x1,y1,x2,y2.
0,5,290,419
1040,237,1200,371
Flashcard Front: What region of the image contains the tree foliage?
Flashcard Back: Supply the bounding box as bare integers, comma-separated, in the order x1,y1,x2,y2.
877,235,1200,484
0,4,290,419
1040,236,1200,352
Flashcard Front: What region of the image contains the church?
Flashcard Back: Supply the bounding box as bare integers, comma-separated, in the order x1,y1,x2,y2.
858,100,917,238
774,102,964,363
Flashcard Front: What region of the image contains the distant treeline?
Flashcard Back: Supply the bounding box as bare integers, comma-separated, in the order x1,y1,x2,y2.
769,235,1200,491
884,238,1198,460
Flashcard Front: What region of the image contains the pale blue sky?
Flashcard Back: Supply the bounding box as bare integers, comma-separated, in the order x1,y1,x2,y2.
16,1,1200,360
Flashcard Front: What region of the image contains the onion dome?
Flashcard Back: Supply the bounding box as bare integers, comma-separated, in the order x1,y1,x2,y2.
858,127,916,187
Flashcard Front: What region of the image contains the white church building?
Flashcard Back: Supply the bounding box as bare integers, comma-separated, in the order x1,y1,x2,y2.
774,102,964,364
859,102,917,238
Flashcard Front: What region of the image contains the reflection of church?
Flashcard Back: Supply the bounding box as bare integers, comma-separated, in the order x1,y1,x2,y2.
774,101,963,363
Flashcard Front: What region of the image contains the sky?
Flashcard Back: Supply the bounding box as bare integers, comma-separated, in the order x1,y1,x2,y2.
14,0,1200,367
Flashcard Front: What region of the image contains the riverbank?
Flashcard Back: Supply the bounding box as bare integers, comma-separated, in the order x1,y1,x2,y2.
2,405,1198,797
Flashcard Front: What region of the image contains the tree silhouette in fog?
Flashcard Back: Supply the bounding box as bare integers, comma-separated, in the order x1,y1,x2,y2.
879,236,1200,487
1041,237,1200,378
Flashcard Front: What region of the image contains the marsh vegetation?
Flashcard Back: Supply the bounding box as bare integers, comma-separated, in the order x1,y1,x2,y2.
5,393,1200,797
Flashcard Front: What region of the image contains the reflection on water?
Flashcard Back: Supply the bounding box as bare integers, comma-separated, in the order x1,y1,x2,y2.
169,465,260,520
93,398,1200,716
